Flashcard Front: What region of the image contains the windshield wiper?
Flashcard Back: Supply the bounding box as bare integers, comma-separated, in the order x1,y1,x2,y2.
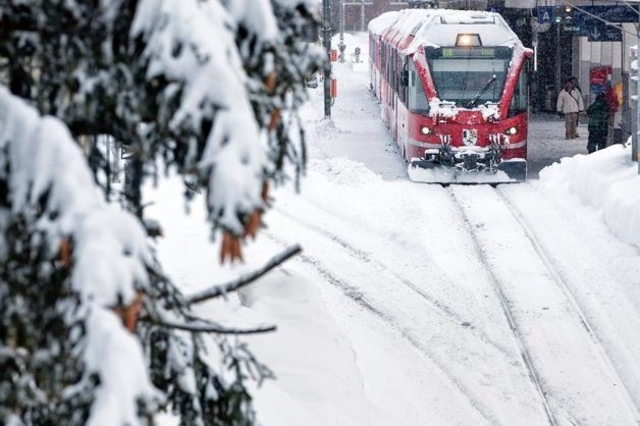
466,74,497,109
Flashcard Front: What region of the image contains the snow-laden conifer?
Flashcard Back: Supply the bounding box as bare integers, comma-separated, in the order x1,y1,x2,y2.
0,0,322,424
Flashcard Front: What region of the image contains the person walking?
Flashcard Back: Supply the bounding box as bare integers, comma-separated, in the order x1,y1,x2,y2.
586,92,609,153
556,79,584,139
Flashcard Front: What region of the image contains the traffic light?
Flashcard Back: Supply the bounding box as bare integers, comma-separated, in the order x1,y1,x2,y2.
555,5,573,24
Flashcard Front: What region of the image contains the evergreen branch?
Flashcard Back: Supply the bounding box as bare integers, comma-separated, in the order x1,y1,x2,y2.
185,243,302,305
143,318,277,335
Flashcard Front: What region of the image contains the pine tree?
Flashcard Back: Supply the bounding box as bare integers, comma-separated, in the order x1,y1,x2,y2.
0,0,322,424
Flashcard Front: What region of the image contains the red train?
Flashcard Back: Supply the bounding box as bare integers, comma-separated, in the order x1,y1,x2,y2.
369,9,533,183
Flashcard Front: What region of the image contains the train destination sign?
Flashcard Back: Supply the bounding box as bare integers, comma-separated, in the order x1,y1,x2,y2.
441,47,496,58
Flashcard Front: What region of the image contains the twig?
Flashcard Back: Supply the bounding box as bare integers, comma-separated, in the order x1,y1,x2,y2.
141,318,277,335
185,244,302,305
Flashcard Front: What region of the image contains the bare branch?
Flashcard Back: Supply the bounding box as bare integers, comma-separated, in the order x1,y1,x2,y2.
142,318,277,335
185,244,302,305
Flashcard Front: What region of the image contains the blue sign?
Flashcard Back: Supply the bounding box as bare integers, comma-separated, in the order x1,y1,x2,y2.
537,6,554,24
574,5,640,25
586,23,622,42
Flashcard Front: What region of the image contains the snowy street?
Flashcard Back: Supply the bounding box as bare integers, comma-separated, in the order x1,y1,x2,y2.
148,38,640,426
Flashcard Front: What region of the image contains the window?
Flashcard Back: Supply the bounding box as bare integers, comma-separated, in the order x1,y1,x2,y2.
425,46,512,108
429,58,507,106
408,60,429,114
509,60,529,116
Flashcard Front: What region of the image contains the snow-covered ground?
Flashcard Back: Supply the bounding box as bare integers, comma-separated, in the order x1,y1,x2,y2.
148,33,640,426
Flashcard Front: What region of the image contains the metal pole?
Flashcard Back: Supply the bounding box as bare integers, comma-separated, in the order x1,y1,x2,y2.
533,29,539,111
361,0,365,32
323,0,332,119
636,28,640,170
556,23,562,96
340,1,345,63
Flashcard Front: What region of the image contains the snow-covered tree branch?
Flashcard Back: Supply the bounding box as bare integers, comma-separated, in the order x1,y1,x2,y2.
0,0,323,249
0,85,158,425
0,0,321,424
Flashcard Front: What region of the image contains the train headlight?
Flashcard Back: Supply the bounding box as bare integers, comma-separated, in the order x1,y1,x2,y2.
455,33,481,47
504,126,518,135
420,126,432,135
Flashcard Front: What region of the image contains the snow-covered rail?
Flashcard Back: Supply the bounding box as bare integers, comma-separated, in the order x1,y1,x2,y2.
449,184,640,425
262,189,571,424
495,185,640,418
270,205,512,357
262,229,501,424
449,188,556,426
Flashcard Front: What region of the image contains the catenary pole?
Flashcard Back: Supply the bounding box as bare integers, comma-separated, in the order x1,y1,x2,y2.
340,0,345,63
637,26,640,171
323,0,332,118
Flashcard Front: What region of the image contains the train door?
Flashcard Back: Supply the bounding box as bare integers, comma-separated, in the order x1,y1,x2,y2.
389,48,397,140
380,42,390,125
396,58,409,157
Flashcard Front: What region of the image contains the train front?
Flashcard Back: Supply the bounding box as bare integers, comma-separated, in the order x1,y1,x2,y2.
407,28,532,184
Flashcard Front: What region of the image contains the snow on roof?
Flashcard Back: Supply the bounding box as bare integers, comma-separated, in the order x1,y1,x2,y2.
413,11,519,49
370,9,522,53
368,11,400,36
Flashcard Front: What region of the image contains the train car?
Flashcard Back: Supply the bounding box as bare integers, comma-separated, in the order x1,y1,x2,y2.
368,9,532,183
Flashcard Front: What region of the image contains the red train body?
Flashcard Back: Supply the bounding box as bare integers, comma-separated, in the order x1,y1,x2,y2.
369,9,533,183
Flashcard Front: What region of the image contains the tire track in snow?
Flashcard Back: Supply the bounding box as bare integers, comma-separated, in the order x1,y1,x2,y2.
271,205,514,359
495,186,640,420
262,230,500,426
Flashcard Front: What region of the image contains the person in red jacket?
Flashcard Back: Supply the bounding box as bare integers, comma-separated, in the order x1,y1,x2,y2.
604,81,619,145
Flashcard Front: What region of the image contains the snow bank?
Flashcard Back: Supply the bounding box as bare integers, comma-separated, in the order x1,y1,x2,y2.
239,269,371,426
539,143,640,247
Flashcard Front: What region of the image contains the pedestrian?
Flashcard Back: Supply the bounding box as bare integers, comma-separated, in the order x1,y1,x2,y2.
603,81,619,146
556,78,585,139
586,92,609,153
569,76,583,128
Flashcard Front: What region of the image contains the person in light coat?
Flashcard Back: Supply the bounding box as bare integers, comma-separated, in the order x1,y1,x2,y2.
556,79,585,140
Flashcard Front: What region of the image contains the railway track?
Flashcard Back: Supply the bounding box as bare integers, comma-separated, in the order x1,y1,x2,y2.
448,187,557,426
264,199,557,424
271,205,514,358
448,184,640,425
263,229,503,425
497,186,638,398
263,179,640,424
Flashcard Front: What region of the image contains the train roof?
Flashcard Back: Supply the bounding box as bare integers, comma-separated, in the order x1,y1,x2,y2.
368,11,400,36
369,9,523,54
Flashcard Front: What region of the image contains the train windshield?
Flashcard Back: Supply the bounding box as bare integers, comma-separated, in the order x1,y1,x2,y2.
425,46,511,108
